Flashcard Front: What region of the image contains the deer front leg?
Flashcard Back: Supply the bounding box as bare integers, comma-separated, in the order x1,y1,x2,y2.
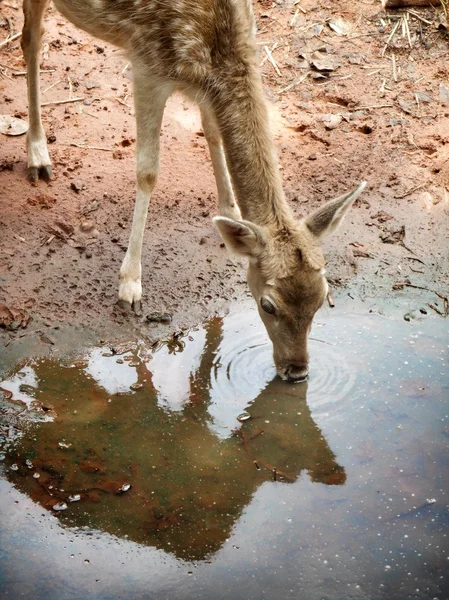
200,106,241,221
22,0,52,182
118,78,172,315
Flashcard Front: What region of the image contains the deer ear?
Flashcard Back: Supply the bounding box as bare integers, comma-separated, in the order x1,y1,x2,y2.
213,217,266,259
305,181,367,240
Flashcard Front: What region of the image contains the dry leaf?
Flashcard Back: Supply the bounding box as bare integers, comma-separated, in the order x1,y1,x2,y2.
0,115,29,136
328,17,352,36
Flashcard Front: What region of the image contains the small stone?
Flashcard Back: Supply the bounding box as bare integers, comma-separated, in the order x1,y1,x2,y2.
70,179,85,193
322,113,342,130
120,483,131,492
53,502,68,511
416,91,433,104
237,412,251,422
80,220,95,233
55,220,74,235
68,494,81,502
145,312,172,323
85,80,100,90
439,84,449,104
85,250,93,259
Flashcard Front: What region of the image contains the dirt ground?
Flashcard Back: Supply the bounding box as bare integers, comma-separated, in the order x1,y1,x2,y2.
0,0,448,369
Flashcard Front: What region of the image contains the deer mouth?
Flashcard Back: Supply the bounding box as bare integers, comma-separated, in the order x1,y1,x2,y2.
280,365,309,383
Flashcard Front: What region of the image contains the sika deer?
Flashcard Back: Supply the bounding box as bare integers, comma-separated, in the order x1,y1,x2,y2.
21,0,366,381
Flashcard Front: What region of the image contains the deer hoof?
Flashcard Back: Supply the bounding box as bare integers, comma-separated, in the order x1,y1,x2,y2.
117,299,142,316
28,165,52,182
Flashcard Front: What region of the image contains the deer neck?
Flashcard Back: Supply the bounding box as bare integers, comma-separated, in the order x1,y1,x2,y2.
211,68,295,230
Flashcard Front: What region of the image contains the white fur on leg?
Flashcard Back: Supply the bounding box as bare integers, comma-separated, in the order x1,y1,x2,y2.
119,251,142,305
27,132,51,170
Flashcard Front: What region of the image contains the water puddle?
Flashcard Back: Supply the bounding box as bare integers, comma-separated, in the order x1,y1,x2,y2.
0,311,448,600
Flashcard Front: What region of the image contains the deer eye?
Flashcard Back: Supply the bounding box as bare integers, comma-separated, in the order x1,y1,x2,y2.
260,297,276,315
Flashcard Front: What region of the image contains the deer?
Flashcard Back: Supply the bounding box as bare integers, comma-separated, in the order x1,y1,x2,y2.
21,0,366,382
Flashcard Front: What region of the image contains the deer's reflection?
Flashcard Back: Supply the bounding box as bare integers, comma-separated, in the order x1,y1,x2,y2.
4,317,345,561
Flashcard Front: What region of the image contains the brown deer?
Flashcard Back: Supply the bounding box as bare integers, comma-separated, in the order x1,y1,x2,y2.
21,0,366,382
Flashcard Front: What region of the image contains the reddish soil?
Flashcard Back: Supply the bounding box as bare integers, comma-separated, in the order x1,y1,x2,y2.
0,0,448,359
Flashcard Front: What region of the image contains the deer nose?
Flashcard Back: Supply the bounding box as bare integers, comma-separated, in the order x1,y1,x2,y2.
285,364,309,383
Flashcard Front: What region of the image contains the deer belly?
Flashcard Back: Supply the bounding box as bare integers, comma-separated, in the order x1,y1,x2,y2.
52,0,132,48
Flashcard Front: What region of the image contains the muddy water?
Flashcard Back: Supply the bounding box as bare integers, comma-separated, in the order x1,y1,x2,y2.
0,311,448,600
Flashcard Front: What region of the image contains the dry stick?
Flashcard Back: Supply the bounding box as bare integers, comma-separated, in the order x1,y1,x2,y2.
407,10,433,25
428,303,444,316
354,103,394,109
404,12,413,48
42,79,62,94
290,8,300,27
0,31,21,49
41,97,85,106
327,292,335,308
12,69,56,76
264,44,282,76
382,18,401,55
404,256,426,264
278,72,309,94
260,41,278,67
69,142,113,151
391,53,398,82
395,182,427,198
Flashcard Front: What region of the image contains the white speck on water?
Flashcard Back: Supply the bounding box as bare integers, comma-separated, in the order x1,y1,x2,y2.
120,484,131,492
10,464,18,471
53,502,67,511
69,494,81,502
33,472,40,479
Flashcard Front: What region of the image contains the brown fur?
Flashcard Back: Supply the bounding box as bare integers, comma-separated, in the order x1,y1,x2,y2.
21,0,366,381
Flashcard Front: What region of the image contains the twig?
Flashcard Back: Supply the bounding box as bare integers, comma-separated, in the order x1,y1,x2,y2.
382,19,401,56
404,256,426,265
0,31,21,49
278,72,309,94
428,303,444,316
42,79,62,94
407,10,433,25
309,337,333,346
327,292,335,308
260,41,278,66
353,104,393,110
404,13,413,48
41,97,85,106
290,8,300,27
391,53,397,82
69,143,113,151
264,45,282,76
436,292,449,316
12,69,56,76
395,182,427,198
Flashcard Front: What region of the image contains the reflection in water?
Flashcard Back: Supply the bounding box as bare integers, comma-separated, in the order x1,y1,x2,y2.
0,314,344,561
1,311,448,600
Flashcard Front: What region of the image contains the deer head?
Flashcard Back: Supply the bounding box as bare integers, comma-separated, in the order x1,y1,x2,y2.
214,181,366,382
